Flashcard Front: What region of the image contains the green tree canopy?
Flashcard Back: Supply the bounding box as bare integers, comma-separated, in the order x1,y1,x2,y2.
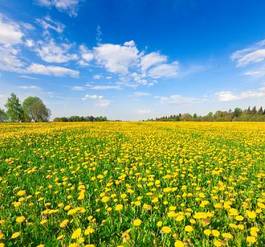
0,108,7,122
233,107,242,118
5,93,24,122
23,96,50,122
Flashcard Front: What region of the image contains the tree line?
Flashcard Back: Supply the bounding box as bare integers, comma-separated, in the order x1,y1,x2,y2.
53,116,107,122
148,106,265,122
0,93,108,123
0,93,50,122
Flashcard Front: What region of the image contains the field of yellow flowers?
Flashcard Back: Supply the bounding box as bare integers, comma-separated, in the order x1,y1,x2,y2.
0,122,265,247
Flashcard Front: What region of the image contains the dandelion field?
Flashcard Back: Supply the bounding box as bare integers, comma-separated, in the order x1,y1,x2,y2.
0,122,265,247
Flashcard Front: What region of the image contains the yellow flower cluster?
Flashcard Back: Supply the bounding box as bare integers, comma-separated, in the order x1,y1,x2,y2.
0,121,264,246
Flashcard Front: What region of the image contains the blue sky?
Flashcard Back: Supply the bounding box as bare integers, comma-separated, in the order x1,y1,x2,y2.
1,0,265,120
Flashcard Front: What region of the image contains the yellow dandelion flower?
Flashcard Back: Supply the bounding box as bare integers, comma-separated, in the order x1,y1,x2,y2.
16,190,26,197
174,240,185,247
246,236,256,244
235,215,244,221
16,216,25,224
115,204,123,211
184,225,193,233
11,232,21,239
84,226,95,235
40,219,48,225
250,227,259,237
237,224,244,231
57,234,64,240
213,240,222,247
101,196,110,203
161,226,171,234
246,211,256,219
212,230,220,237
222,232,233,239
68,243,79,247
204,229,211,236
59,219,69,228
71,228,82,239
133,218,142,227
156,221,163,227
122,230,130,242
78,191,85,200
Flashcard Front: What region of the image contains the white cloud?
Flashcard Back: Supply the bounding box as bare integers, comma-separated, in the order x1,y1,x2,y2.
37,0,81,16
19,75,37,80
25,39,35,48
157,94,197,105
82,94,110,107
79,45,93,66
93,74,102,80
72,86,86,91
93,41,139,74
36,16,65,34
96,98,110,107
148,62,179,79
86,83,121,90
35,39,78,63
27,63,79,77
21,22,35,31
0,46,25,72
18,85,40,90
231,39,265,67
137,109,151,115
140,52,167,71
82,94,103,100
244,67,265,77
216,87,265,102
92,40,180,83
0,14,23,46
132,92,151,97
215,91,238,102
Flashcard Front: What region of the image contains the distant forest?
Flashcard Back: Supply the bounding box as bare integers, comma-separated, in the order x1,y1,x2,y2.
148,106,265,122
53,116,108,122
0,93,108,122
1,93,265,123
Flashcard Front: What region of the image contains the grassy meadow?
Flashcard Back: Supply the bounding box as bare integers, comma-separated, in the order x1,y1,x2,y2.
0,122,264,247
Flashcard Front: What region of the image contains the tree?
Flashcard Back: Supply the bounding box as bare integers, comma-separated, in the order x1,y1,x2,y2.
0,108,7,122
246,106,251,114
5,93,24,122
258,106,263,114
233,107,242,118
251,106,257,114
23,96,50,122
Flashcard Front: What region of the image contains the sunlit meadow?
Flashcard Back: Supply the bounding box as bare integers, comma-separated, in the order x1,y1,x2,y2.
0,122,264,247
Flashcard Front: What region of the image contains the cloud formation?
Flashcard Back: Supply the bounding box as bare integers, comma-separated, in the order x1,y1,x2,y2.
0,46,25,73
157,94,198,105
0,14,23,46
36,16,65,34
93,41,139,74
0,13,180,84
231,40,265,67
82,94,110,107
93,40,179,86
35,39,78,63
86,83,121,90
37,0,81,16
216,87,265,102
27,63,79,77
